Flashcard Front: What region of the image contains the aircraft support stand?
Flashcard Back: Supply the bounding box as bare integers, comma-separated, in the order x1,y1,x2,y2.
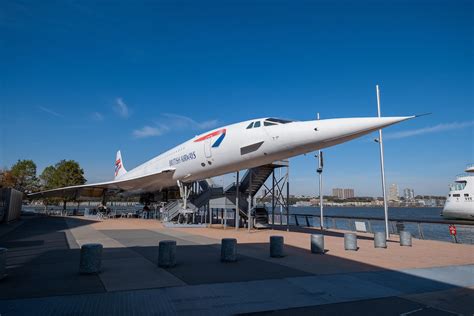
254,160,289,229
248,171,252,232
235,171,240,230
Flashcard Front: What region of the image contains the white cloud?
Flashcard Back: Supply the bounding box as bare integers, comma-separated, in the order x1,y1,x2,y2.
132,125,168,138
91,112,103,121
162,113,219,130
131,113,219,139
115,97,129,118
38,106,63,118
385,121,474,140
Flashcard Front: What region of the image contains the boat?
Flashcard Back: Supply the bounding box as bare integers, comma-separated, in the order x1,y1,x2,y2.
442,163,474,220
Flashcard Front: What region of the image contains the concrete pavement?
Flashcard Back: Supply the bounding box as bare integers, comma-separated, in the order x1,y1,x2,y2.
0,216,472,315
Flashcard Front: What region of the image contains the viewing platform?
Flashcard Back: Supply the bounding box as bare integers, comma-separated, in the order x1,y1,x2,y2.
0,216,473,315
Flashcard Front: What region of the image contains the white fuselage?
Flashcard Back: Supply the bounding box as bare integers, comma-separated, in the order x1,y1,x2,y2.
116,116,412,191
442,165,474,220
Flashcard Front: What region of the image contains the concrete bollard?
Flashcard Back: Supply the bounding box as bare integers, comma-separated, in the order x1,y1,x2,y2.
79,243,103,274
0,248,7,280
158,240,177,268
400,231,412,247
221,238,237,262
310,234,325,254
374,232,387,248
344,233,358,251
270,236,284,258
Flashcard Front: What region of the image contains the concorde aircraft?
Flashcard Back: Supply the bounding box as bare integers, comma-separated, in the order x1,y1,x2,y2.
29,116,415,203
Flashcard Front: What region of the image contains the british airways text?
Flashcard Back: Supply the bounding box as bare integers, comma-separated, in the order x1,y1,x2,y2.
169,151,197,166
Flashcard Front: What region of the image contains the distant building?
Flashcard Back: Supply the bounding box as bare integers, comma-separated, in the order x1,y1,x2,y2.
344,189,355,199
389,184,399,201
333,188,344,199
403,188,415,201
332,188,355,199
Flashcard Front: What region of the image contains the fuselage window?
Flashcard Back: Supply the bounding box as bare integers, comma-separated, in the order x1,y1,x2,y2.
246,122,254,129
254,121,261,128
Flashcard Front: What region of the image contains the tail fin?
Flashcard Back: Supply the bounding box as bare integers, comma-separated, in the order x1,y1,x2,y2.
114,150,127,179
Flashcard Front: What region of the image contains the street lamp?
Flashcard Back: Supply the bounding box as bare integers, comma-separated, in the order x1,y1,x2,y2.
375,84,390,239
316,113,324,230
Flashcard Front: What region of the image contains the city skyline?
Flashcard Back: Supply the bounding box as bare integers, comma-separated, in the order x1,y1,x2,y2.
1,1,472,197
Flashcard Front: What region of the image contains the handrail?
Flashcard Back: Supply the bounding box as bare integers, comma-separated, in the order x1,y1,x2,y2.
268,212,473,244
289,213,474,226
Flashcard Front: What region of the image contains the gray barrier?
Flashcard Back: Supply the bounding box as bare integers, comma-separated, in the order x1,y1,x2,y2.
374,232,387,248
270,236,284,258
79,243,103,274
221,238,237,262
158,240,177,268
310,234,325,254
0,248,7,280
400,231,412,247
344,233,358,251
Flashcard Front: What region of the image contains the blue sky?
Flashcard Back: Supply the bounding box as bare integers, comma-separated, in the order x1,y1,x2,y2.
1,1,473,196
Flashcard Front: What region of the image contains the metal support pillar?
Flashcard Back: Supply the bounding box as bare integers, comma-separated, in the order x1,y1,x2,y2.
209,204,212,225
286,179,290,232
248,170,252,232
376,85,390,239
271,171,275,228
316,113,324,230
224,195,227,229
235,171,240,230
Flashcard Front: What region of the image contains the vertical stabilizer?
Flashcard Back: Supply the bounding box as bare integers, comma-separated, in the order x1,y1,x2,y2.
114,150,127,179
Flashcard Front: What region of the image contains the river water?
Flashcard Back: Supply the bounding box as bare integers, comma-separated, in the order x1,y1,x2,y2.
286,206,444,221
267,206,473,244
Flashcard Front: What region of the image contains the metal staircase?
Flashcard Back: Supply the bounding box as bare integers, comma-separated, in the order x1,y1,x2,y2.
162,161,287,226
192,180,223,209
224,161,288,225
164,180,222,222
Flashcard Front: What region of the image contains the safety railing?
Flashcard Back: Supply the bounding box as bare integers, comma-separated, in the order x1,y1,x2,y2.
269,213,474,244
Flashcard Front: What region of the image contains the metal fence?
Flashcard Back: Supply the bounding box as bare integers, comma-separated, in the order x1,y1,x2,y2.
269,213,474,244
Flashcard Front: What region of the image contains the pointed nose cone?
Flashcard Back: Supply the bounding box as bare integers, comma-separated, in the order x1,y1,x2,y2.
356,116,415,132
319,116,415,145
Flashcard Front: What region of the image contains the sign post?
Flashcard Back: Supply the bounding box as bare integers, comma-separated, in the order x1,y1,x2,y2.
449,224,458,243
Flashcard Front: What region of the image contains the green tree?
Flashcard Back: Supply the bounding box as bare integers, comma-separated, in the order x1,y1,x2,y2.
10,160,39,193
40,160,86,210
39,165,58,190
52,160,86,188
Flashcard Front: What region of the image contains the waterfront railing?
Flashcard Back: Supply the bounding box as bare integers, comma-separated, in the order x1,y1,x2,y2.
269,213,474,244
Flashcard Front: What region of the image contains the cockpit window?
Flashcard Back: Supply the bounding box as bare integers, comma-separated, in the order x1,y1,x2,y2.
254,121,261,128
266,118,293,124
246,122,254,129
264,121,277,126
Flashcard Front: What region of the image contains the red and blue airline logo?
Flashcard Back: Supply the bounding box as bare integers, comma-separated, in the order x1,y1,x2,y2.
194,128,226,148
115,159,122,176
